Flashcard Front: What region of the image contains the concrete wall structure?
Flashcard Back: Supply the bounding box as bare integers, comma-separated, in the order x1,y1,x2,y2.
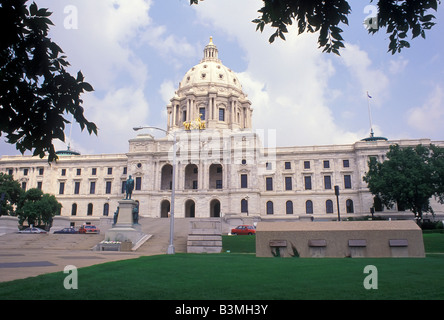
256,220,425,258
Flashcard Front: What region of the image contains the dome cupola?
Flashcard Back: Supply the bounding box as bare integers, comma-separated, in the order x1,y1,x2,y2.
166,38,252,132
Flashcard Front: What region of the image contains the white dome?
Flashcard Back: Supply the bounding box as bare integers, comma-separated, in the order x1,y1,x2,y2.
179,37,243,93
167,38,252,132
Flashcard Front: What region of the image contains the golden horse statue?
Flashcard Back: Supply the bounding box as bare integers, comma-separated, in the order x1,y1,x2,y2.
183,114,206,130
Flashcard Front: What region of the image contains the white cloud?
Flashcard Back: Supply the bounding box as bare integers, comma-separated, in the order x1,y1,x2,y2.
388,56,409,74
141,25,198,69
33,0,155,154
340,43,390,105
407,85,444,135
192,0,361,146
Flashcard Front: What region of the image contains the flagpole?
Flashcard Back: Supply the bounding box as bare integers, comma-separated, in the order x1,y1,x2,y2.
366,91,374,137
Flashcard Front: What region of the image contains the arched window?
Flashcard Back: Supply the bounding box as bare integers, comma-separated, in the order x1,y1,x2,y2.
209,164,223,189
266,201,273,215
161,164,173,190
306,200,313,214
184,164,198,190
346,199,354,213
241,199,248,213
71,203,77,216
87,203,93,216
103,203,109,216
286,201,293,214
326,200,334,214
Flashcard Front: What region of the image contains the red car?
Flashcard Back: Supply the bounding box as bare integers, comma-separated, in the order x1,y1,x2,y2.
79,225,100,234
231,225,256,235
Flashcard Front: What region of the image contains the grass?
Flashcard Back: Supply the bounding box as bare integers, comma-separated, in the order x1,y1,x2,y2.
1,234,444,300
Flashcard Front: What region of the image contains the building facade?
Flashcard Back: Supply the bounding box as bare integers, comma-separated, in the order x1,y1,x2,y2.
1,39,443,224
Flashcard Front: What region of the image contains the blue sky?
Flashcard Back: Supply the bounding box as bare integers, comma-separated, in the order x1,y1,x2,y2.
1,0,443,156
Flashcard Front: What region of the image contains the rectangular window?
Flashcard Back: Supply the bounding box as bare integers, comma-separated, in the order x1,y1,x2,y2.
136,177,142,190
23,168,28,176
304,161,310,169
123,167,127,175
241,199,248,213
121,180,126,194
107,167,113,175
285,177,292,190
74,182,80,194
61,169,66,176
344,175,352,189
77,169,81,176
38,168,44,175
304,176,312,190
216,180,223,189
324,176,332,189
92,168,97,175
199,107,206,120
241,174,248,188
21,182,27,191
343,159,350,168
266,177,273,191
59,182,65,195
323,160,330,168
37,181,42,190
106,181,112,194
90,181,96,194
219,108,225,121
285,162,291,169
182,110,187,122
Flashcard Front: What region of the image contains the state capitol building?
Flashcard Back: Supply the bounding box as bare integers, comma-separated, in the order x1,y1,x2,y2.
1,39,443,225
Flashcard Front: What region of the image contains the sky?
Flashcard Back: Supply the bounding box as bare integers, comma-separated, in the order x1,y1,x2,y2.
1,0,443,156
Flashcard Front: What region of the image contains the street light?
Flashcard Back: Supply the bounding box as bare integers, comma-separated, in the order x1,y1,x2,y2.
133,126,176,254
334,185,341,221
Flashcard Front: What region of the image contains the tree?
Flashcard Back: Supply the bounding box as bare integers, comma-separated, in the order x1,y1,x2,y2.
0,173,23,216
363,144,444,223
190,0,440,55
0,0,97,162
16,187,61,227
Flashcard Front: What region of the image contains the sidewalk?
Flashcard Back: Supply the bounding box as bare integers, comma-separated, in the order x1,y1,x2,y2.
0,218,189,282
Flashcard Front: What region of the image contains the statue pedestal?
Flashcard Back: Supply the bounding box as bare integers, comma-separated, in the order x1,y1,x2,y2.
103,200,149,251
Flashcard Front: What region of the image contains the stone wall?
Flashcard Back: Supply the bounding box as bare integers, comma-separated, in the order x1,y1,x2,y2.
256,220,425,258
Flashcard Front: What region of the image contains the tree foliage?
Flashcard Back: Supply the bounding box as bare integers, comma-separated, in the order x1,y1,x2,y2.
0,0,97,162
0,173,23,216
16,187,61,227
190,0,440,55
363,144,444,222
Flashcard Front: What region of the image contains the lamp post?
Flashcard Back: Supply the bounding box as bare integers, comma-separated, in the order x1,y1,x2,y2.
133,126,176,254
334,185,341,221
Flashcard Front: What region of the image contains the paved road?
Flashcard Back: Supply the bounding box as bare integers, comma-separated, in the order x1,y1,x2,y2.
0,217,189,283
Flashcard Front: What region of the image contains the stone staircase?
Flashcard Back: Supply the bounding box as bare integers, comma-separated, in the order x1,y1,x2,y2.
187,219,222,253
0,218,220,255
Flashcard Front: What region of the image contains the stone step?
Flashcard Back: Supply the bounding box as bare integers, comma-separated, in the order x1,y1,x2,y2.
187,235,222,241
187,240,223,247
189,229,221,235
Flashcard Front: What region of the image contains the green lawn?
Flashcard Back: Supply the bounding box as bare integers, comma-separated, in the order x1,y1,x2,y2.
1,234,443,300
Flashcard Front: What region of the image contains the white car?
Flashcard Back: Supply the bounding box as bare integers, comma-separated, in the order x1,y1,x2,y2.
18,227,47,234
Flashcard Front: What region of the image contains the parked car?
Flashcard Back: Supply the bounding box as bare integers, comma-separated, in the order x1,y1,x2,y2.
231,225,256,235
54,227,79,234
18,227,47,234
79,225,100,234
